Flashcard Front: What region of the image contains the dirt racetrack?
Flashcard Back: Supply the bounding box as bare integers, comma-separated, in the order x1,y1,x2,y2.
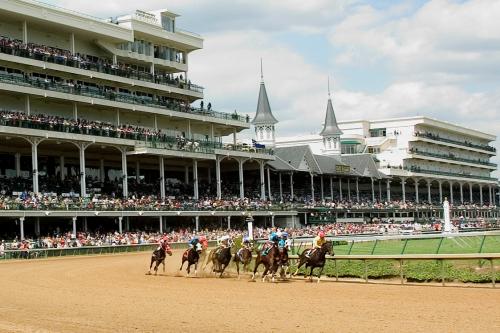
1,250,499,333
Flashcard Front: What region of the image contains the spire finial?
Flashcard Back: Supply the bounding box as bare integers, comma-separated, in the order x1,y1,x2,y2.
328,76,331,97
260,58,264,82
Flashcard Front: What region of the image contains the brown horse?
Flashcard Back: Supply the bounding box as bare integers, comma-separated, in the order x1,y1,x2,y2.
210,246,233,278
293,242,333,283
233,247,253,278
179,246,202,276
276,245,289,279
148,246,173,275
252,244,280,282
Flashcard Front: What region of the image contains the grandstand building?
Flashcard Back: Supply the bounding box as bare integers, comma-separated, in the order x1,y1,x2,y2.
0,0,276,201
276,110,498,205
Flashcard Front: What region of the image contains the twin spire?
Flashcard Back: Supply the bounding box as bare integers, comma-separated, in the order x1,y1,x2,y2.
320,76,343,137
251,59,278,125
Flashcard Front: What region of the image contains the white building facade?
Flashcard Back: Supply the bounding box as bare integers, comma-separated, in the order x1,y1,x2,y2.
277,116,498,205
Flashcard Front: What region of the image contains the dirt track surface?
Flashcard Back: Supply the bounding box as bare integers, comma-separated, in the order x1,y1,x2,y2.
0,251,499,333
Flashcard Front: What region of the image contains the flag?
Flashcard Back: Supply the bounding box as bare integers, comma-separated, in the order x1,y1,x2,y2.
252,139,265,149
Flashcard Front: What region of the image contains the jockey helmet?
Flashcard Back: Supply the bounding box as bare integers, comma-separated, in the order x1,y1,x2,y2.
199,235,207,242
318,231,325,238
282,232,288,239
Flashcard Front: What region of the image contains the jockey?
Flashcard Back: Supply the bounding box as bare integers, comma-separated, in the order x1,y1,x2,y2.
241,236,252,250
262,232,279,255
157,235,170,251
307,231,326,258
188,236,199,250
216,235,231,254
280,232,292,250
198,235,208,250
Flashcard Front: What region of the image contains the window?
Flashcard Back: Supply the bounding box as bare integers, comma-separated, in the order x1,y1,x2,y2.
161,15,175,32
369,128,386,137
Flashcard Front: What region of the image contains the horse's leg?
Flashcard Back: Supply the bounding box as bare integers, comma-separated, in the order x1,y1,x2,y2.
293,257,305,276
194,260,198,276
154,260,160,275
262,264,269,282
252,259,260,280
162,259,165,273
179,258,185,271
309,267,314,282
317,266,324,283
236,261,240,279
148,257,154,274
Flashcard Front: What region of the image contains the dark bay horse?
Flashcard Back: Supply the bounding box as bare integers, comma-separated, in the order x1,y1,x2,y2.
179,246,202,276
252,245,280,282
233,247,253,278
293,242,333,283
277,245,289,279
148,246,173,275
211,247,233,278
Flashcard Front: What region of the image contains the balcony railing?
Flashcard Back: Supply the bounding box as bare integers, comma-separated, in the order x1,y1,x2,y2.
408,149,497,167
0,42,204,93
414,132,496,153
0,111,272,156
0,71,248,123
400,166,496,181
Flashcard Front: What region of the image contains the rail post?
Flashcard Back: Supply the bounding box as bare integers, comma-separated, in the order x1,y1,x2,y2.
370,239,378,255
334,259,339,281
435,237,444,254
399,259,404,285
347,240,355,255
440,259,445,286
401,239,409,254
364,259,368,283
491,259,496,288
478,235,486,253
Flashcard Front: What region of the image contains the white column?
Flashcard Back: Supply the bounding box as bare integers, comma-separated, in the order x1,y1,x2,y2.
72,217,77,236
30,138,41,194
438,181,443,203
187,120,192,138
25,95,30,116
279,172,283,202
154,115,158,130
118,217,123,233
233,128,237,145
116,109,120,126
266,167,272,201
239,159,245,199
20,217,25,240
216,157,222,199
99,159,104,183
210,124,215,142
320,176,324,202
339,178,343,201
70,33,75,54
386,180,391,202
378,180,382,201
371,178,375,202
15,153,21,177
271,215,275,228
414,179,419,203
356,177,360,202
460,183,464,204
310,173,315,202
259,161,265,200
469,183,473,203
78,143,89,197
121,148,128,198
22,21,28,43
330,176,334,201
289,173,294,200
427,180,432,204
449,182,454,204
401,177,406,202
73,103,78,120
227,216,231,230
159,157,165,199
159,216,163,234
193,159,199,199
135,160,140,182
195,216,200,232
479,185,483,205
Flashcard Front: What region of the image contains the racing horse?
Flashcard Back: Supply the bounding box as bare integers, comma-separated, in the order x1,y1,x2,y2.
293,242,333,283
276,243,289,280
233,246,254,278
179,245,203,276
252,244,280,282
148,245,173,275
210,246,233,278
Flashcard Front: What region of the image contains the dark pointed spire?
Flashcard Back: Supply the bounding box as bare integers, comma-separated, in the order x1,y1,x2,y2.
320,78,342,136
252,59,278,125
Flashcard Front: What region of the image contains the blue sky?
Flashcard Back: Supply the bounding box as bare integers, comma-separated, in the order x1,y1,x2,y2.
48,0,500,176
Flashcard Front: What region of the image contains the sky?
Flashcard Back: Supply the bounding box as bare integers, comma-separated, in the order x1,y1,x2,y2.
48,0,500,176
